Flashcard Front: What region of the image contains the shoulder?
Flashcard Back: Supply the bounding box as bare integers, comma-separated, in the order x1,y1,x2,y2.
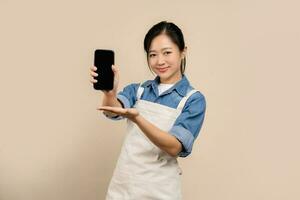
187,85,205,100
183,86,206,110
122,82,140,91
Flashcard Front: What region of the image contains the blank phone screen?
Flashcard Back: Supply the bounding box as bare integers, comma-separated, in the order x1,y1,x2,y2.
93,49,114,90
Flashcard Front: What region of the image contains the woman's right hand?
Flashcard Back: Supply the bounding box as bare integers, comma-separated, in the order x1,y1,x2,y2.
89,64,120,96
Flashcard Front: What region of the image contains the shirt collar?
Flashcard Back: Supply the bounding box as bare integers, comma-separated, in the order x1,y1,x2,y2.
143,74,191,97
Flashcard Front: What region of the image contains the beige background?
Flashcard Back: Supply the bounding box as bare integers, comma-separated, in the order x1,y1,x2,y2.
1,0,299,199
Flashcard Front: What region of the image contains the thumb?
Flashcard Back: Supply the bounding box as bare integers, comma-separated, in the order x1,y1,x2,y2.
111,64,118,72
112,65,119,77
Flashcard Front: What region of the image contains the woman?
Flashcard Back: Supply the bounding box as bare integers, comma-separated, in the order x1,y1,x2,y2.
89,21,206,199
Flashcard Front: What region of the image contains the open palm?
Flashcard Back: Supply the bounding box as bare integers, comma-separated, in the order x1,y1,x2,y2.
97,106,139,121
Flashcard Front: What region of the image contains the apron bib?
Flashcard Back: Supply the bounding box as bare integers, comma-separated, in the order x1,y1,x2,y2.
106,83,198,200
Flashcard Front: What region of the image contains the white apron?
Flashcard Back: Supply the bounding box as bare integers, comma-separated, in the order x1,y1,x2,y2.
106,83,198,200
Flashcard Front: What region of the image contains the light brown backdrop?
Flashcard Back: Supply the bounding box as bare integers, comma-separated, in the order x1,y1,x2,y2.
1,0,299,199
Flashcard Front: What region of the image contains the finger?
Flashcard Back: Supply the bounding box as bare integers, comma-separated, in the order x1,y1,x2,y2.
90,78,97,83
98,106,119,112
98,108,121,115
97,106,112,111
90,71,98,77
111,65,118,73
112,65,119,79
90,66,97,71
97,106,124,113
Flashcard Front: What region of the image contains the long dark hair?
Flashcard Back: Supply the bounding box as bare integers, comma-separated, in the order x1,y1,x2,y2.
143,21,186,75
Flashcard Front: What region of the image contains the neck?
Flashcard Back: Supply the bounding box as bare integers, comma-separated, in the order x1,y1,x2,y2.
159,73,183,84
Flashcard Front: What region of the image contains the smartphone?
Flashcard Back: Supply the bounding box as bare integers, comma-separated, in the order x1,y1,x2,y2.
93,49,114,90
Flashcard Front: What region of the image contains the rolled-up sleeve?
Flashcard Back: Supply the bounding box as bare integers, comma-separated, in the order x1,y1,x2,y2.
169,92,206,157
103,83,139,120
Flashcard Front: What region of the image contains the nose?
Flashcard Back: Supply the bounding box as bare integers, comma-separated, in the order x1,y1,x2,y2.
157,55,165,66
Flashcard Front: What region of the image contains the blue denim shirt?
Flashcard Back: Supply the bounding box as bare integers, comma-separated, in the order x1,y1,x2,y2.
103,74,206,157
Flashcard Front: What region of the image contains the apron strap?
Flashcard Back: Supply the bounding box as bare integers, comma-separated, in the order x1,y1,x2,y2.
176,89,199,110
136,83,145,100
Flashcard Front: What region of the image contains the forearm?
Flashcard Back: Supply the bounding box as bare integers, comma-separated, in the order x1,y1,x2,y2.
132,115,182,157
101,94,123,117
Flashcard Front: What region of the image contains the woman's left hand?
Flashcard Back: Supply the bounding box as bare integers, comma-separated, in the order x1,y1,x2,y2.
97,106,140,122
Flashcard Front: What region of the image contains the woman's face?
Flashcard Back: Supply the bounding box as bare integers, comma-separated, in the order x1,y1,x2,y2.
148,34,186,84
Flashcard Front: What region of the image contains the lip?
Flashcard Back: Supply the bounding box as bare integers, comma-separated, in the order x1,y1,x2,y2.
157,67,169,73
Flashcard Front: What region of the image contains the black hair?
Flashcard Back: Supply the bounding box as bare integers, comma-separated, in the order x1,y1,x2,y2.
143,21,186,75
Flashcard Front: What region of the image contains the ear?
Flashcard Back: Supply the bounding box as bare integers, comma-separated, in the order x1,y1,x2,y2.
181,46,187,59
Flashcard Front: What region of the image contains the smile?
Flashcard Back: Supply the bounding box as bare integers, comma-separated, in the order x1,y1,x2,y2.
157,67,169,73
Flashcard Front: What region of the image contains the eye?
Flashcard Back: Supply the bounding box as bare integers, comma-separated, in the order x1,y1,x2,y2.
164,51,171,55
149,54,156,58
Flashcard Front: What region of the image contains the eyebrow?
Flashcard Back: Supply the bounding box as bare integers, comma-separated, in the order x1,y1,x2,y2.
149,47,172,53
